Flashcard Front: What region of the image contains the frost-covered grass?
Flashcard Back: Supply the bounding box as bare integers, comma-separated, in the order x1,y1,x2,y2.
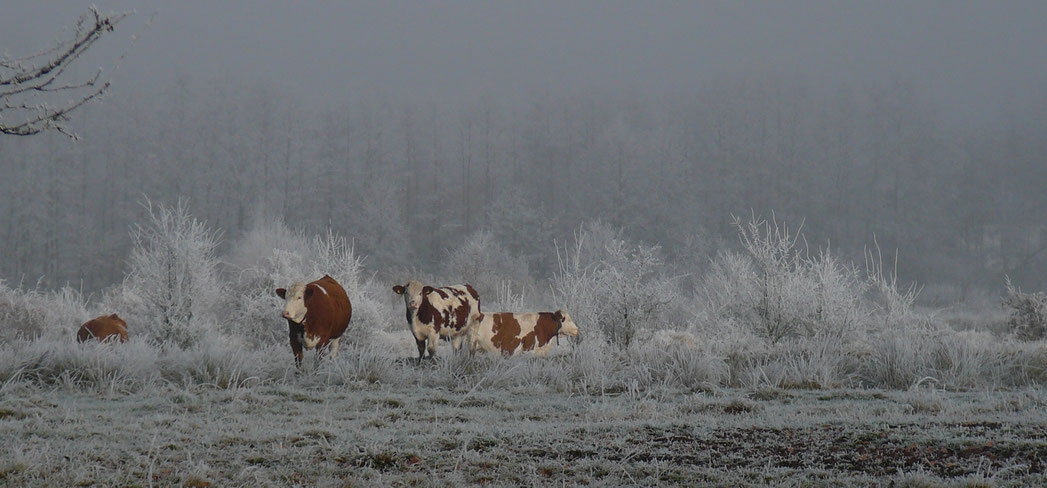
2,368,1045,486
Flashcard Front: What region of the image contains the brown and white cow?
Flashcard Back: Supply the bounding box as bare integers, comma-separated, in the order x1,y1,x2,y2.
470,310,579,356
77,313,129,343
276,274,352,367
393,280,480,361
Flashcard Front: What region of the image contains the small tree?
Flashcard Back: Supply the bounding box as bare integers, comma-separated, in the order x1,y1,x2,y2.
0,7,131,138
120,200,222,348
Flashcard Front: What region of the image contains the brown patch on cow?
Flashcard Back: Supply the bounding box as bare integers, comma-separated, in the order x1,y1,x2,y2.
77,314,129,343
521,313,561,352
451,303,471,331
416,295,444,333
433,288,449,300
490,313,523,354
465,284,480,301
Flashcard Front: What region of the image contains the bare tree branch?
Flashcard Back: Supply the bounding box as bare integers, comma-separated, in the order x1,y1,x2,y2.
0,7,131,138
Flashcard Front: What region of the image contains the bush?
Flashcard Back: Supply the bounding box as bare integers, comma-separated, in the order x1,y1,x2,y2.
552,221,677,348
699,214,867,344
113,199,223,349
1003,276,1047,341
0,280,91,342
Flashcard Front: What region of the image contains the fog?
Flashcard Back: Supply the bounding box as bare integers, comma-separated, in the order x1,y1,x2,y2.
2,1,1047,301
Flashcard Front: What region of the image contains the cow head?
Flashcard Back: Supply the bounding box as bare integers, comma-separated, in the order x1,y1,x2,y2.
555,310,579,338
276,282,309,324
393,280,425,323
276,282,328,348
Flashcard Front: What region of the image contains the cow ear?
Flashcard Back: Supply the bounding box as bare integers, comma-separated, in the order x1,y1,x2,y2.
275,288,286,299
109,313,119,319
554,310,565,322
422,286,434,296
392,285,405,295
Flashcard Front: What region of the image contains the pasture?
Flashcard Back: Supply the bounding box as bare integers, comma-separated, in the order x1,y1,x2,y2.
1,337,1045,487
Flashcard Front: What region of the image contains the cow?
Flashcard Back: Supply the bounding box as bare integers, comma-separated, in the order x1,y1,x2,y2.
77,313,129,343
392,280,480,362
470,310,579,357
275,274,352,368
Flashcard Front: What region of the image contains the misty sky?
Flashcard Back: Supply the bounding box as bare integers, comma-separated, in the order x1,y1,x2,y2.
4,1,1046,123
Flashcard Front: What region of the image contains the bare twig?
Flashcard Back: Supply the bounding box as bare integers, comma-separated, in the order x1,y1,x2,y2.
0,7,132,138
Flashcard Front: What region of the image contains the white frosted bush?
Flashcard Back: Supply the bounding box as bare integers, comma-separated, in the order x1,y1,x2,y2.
552,221,677,348
1003,276,1047,341
115,199,223,349
699,215,868,344
0,280,92,342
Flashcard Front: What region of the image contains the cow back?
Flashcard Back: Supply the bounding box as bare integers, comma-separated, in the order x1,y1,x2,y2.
473,312,561,355
419,284,479,336
77,314,129,343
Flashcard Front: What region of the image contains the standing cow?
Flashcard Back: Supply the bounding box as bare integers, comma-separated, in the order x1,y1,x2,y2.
276,275,352,368
393,280,480,362
77,313,129,343
470,310,579,356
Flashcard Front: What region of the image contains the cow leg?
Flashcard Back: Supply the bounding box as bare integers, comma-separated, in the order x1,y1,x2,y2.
426,331,439,359
415,338,427,363
288,323,305,369
328,337,341,359
451,335,464,353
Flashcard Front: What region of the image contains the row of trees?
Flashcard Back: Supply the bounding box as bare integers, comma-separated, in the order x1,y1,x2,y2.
1,75,1046,299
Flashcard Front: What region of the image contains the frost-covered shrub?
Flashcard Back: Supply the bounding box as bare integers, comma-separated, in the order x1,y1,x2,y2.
0,280,91,342
1003,277,1047,341
111,200,223,349
552,221,677,348
699,215,866,344
442,231,531,298
865,244,922,330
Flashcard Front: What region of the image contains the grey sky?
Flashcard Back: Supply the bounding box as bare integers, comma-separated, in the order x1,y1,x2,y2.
4,1,1046,121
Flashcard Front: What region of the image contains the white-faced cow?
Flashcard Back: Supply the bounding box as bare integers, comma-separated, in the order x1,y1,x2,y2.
276,275,352,367
77,313,129,343
470,310,579,356
392,280,480,361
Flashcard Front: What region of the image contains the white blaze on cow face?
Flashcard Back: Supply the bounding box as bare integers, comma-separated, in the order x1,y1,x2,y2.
393,280,426,322
557,310,580,338
280,282,308,324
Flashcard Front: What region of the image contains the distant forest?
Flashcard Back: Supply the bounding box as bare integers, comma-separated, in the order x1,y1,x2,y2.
2,75,1045,301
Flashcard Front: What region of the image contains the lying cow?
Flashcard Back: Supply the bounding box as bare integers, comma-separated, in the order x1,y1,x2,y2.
77,313,129,343
393,280,480,361
470,310,579,356
276,274,352,367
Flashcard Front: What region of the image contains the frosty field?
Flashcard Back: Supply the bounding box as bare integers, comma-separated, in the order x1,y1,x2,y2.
2,344,1046,487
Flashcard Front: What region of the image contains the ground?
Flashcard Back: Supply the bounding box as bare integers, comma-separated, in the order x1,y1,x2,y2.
1,377,1045,487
